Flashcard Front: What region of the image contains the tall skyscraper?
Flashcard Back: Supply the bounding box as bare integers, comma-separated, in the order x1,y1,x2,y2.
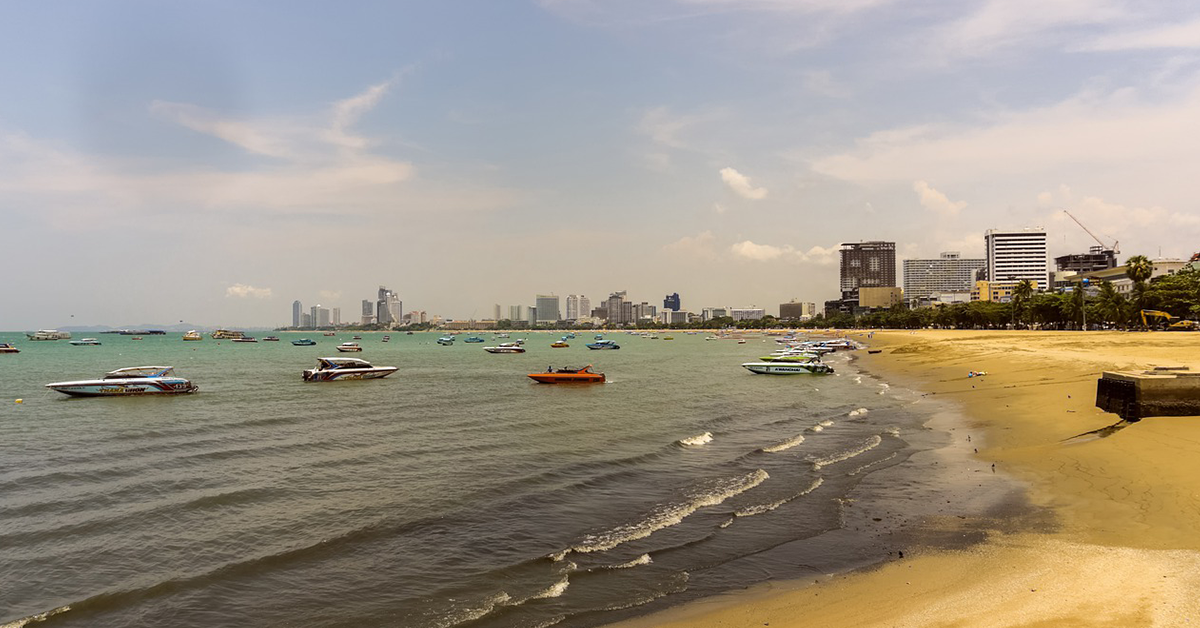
331,308,341,326
377,286,399,326
566,295,579,320
605,291,628,324
663,293,681,311
985,228,1048,288
840,241,897,299
535,294,561,323
902,252,985,302
509,305,523,321
578,295,590,319
493,304,502,320
292,300,303,327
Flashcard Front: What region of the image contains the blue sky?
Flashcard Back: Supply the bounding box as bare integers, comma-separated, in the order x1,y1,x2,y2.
3,0,1199,328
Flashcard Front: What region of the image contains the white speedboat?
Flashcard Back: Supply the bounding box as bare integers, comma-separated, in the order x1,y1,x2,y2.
336,342,363,352
46,366,199,396
741,361,833,375
303,357,397,382
437,336,455,346
69,338,102,346
27,330,71,341
484,342,526,353
182,330,203,341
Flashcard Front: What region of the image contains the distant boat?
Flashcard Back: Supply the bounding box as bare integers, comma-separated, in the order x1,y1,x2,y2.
292,338,317,346
464,336,485,343
231,337,258,343
336,342,363,352
211,329,245,340
352,335,362,340
262,336,281,342
323,332,337,337
382,335,391,343
484,343,526,354
586,340,620,350
528,365,605,384
550,341,569,348
131,336,143,341
437,336,455,346
69,338,102,346
741,361,833,375
182,330,203,341
0,343,20,354
26,330,71,341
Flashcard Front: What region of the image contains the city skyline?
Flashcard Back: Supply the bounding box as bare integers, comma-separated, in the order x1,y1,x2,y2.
4,2,1200,329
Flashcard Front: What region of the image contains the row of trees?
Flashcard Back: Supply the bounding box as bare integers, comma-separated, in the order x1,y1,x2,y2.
801,255,1200,330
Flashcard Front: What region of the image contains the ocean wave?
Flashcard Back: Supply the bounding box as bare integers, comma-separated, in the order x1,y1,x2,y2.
677,432,713,447
599,554,652,570
432,591,512,628
0,604,71,628
848,408,868,417
733,478,824,517
848,452,898,476
760,434,805,453
811,435,882,469
565,469,769,556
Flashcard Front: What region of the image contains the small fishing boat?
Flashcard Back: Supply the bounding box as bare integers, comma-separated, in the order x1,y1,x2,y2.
130,336,143,341
323,332,337,336
336,342,363,352
382,335,391,342
0,343,19,354
437,336,455,346
46,366,198,396
741,361,833,375
292,338,317,346
302,357,397,382
550,341,569,348
352,335,363,340
69,338,102,346
262,336,281,342
464,336,485,343
586,340,620,350
485,343,526,354
528,365,605,384
182,330,203,341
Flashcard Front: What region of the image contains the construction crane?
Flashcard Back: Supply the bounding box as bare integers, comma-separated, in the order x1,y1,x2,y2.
1063,210,1120,254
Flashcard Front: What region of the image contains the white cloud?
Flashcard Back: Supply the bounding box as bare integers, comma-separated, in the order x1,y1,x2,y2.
639,106,722,150
149,101,293,159
928,0,1127,58
720,167,768,200
1076,18,1200,51
913,180,966,216
664,231,718,258
713,202,727,214
226,284,273,299
730,240,838,264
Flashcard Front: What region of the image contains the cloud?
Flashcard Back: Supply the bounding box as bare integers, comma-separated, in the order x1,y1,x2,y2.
1074,17,1200,51
664,230,718,258
325,78,397,149
927,0,1128,58
639,106,723,150
226,284,273,299
720,167,768,199
913,180,966,216
319,290,342,300
730,240,838,264
149,101,293,159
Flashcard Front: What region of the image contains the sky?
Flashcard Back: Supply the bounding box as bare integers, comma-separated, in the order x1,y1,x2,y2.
3,0,1199,329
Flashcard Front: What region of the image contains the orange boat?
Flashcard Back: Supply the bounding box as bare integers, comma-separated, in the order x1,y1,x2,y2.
528,365,605,384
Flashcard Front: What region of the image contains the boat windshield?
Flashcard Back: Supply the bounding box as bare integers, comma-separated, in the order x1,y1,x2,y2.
317,358,372,369
104,366,174,378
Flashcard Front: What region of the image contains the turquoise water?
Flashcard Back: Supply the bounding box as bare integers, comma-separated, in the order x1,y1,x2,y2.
1,331,963,627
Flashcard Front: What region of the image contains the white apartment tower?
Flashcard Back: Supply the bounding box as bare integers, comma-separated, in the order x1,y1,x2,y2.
985,228,1048,288
902,252,986,302
566,295,579,320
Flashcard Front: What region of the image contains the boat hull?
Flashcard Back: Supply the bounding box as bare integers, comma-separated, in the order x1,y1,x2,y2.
741,361,833,375
527,373,605,383
303,367,397,382
484,347,526,353
586,344,620,350
46,377,198,396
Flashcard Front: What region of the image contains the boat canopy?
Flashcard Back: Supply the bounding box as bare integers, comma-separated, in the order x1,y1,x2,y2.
316,357,375,369
103,366,175,379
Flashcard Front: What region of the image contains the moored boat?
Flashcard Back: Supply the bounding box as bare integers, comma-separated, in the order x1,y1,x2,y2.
27,330,71,341
336,342,363,352
303,357,397,382
550,341,569,348
46,366,199,396
182,330,203,341
464,336,485,343
262,336,281,342
437,336,455,346
211,329,245,340
69,338,102,346
292,338,317,346
586,340,620,350
741,361,833,375
0,343,19,354
484,343,526,353
528,365,605,384
232,337,258,343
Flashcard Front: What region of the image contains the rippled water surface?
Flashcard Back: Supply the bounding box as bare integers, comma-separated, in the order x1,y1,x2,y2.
1,331,949,628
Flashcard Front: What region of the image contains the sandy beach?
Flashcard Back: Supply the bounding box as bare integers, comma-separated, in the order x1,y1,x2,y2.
606,330,1200,627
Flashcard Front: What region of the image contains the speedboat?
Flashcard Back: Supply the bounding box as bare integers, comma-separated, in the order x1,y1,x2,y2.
741,361,833,375
27,330,71,341
232,337,258,343
69,338,102,346
46,366,199,396
550,341,569,348
182,330,203,341
382,335,391,342
303,357,397,382
437,336,455,346
262,336,281,342
485,343,526,353
528,365,605,384
336,342,363,352
352,335,362,340
464,336,485,343
292,338,317,346
586,340,620,350
0,343,19,354
323,332,336,336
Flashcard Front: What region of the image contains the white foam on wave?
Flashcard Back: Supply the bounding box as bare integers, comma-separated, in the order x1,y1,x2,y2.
812,435,882,469
885,426,900,436
819,420,834,427
547,549,569,562
848,407,869,417
848,452,898,476
433,592,511,628
1,606,72,628
567,469,769,555
733,477,824,517
603,554,652,569
530,576,569,600
853,376,863,384
678,432,713,447
761,433,805,453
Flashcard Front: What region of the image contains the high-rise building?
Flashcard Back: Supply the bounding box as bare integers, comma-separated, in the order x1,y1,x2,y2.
1055,247,1117,273
509,305,524,321
535,294,561,323
902,252,986,303
663,293,681,311
632,302,657,321
730,307,766,321
493,304,502,321
578,295,590,319
605,291,629,324
292,300,303,327
377,286,398,326
985,228,1048,288
301,312,313,328
361,300,375,325
779,300,816,320
566,295,579,321
840,241,897,299
701,307,727,321
331,308,341,326
311,305,331,327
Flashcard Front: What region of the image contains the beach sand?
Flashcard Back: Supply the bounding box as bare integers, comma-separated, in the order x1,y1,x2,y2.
605,330,1200,627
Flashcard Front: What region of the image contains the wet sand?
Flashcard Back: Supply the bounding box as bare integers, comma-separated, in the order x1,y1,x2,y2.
605,330,1200,627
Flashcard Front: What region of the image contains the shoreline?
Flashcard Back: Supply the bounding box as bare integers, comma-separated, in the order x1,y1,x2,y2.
603,330,1200,627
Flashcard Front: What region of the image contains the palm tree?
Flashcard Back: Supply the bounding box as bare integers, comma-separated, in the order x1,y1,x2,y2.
1011,279,1035,327
1125,255,1154,322
1096,281,1127,328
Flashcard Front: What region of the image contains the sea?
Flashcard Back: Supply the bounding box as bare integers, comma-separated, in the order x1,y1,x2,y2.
0,331,1006,628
